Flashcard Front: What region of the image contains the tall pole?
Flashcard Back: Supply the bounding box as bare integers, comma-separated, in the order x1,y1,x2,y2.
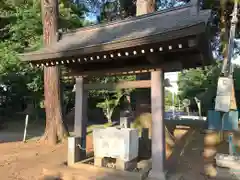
205,1,239,177
135,0,155,116
150,70,166,179
41,0,65,145
221,0,238,77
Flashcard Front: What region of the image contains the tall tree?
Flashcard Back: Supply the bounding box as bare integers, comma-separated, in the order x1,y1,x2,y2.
41,0,67,145
0,0,89,131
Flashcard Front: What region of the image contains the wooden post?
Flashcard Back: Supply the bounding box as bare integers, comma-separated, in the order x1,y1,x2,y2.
148,70,166,179
135,0,155,117
68,136,82,166
136,1,166,178
23,114,29,142
120,111,131,128
74,77,87,160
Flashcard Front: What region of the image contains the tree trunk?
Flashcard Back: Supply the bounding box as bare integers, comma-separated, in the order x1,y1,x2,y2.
220,0,229,75
43,67,59,145
220,0,237,110
41,0,67,145
136,0,155,15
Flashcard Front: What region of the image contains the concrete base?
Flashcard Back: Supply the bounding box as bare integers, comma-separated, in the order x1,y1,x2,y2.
68,136,86,166
94,156,137,171
216,153,240,169
94,157,104,167
116,158,138,171
148,170,166,180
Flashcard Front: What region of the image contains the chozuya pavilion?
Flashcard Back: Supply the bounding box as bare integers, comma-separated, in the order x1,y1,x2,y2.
19,1,212,179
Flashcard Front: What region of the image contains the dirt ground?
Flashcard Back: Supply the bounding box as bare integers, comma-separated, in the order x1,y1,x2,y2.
0,128,234,180
0,135,94,180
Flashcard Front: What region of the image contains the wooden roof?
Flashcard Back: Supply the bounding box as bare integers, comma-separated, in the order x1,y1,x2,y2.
19,5,212,66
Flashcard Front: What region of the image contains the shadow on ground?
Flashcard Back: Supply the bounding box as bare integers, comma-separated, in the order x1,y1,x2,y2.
41,127,239,180
0,119,45,143
166,128,239,180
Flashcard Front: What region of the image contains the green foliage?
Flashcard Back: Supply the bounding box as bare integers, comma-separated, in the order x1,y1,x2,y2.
178,62,221,99
165,89,178,110
0,0,89,117
1,0,239,122
82,0,136,22
96,90,125,123
178,62,240,114
0,0,137,121
59,0,90,31
91,75,135,122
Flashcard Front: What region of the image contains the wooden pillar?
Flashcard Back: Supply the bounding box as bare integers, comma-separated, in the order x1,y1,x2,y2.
135,0,155,117
148,70,166,180
135,1,165,178
74,77,87,160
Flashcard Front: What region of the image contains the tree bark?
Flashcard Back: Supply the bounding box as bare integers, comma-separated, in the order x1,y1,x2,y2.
136,0,155,15
220,0,229,75
41,0,67,145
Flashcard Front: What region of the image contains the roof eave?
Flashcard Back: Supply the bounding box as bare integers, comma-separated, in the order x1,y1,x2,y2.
19,22,208,63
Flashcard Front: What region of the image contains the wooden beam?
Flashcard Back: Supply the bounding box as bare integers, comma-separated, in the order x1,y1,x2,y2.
83,78,174,91
146,53,165,64
68,61,183,77
84,80,151,90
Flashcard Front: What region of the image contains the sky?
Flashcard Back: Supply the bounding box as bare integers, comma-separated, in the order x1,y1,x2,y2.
165,72,179,94
233,55,240,65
